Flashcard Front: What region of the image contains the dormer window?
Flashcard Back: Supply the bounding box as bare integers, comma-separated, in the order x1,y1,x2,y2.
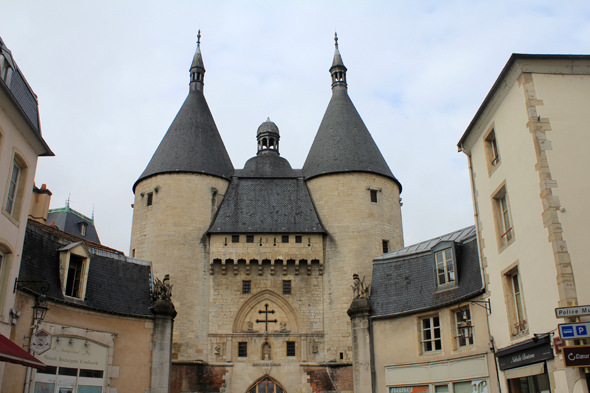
79,222,88,237
58,242,91,300
432,241,457,289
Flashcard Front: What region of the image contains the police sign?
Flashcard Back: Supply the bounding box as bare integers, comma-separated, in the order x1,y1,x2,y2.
555,306,590,318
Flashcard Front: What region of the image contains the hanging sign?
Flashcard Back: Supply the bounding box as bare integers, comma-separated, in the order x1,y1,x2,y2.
563,346,590,368
31,329,52,355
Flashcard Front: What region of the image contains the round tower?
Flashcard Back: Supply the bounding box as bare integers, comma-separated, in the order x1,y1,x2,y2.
302,34,403,361
130,31,234,361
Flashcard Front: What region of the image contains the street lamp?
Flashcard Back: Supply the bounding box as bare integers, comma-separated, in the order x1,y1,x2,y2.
457,305,473,341
32,295,48,326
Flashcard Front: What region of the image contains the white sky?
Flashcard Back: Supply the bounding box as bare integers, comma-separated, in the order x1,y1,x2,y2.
2,1,589,253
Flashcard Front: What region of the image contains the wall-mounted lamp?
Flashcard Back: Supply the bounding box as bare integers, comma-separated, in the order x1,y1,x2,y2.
457,304,473,340
69,338,74,344
32,295,49,326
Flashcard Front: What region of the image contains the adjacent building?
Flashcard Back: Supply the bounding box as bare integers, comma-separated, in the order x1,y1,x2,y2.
0,36,53,382
458,54,590,393
368,226,497,393
130,33,403,392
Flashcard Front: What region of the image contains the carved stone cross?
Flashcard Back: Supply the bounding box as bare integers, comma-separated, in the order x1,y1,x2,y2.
256,303,277,332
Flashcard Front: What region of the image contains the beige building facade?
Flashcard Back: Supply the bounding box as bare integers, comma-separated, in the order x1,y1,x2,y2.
458,54,590,393
0,36,52,384
130,35,403,392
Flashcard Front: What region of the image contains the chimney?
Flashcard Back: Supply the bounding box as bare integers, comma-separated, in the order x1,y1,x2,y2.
29,183,52,224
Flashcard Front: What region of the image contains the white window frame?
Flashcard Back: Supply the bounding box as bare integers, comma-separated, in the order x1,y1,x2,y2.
5,160,21,215
421,315,442,353
492,182,515,251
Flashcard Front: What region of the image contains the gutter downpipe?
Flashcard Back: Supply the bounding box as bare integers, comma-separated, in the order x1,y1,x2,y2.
369,317,376,393
460,143,502,393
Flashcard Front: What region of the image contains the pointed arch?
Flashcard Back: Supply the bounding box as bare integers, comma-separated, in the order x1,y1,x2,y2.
246,374,286,393
232,289,300,333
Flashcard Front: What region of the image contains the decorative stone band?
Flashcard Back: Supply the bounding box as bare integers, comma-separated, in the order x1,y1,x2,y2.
209,258,323,276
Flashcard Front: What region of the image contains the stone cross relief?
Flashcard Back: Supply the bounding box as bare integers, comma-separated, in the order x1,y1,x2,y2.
256,304,278,331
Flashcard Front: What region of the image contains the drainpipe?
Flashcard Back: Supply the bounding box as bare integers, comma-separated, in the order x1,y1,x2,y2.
369,318,376,393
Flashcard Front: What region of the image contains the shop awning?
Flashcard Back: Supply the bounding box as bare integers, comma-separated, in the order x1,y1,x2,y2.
505,363,545,380
0,333,45,370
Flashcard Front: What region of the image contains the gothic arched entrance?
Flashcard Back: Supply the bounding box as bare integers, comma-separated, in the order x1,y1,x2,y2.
247,376,285,393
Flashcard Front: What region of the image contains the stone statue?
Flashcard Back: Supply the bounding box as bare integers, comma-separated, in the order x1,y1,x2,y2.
351,273,370,299
311,340,319,354
247,321,254,332
262,342,271,361
280,321,287,332
214,344,221,356
153,274,173,300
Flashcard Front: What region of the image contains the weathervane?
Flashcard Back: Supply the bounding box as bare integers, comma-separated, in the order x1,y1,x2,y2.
197,30,201,46
334,32,338,48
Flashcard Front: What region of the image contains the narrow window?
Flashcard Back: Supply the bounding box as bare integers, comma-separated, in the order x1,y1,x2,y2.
382,240,389,254
283,280,291,295
421,315,441,352
5,161,21,214
493,185,514,249
131,249,135,257
511,272,526,333
370,189,378,203
484,128,501,174
435,249,455,285
455,308,474,347
65,255,85,298
80,223,87,236
146,192,153,206
295,236,302,244
282,235,289,243
242,280,251,295
246,235,254,243
286,342,295,357
232,235,240,243
238,342,248,357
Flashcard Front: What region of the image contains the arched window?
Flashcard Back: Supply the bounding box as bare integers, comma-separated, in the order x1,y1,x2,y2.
248,376,284,393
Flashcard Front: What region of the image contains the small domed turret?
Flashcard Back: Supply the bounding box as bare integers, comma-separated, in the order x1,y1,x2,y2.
257,117,280,155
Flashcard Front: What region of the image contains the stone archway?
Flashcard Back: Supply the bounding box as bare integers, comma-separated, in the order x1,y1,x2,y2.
232,289,300,333
246,375,286,393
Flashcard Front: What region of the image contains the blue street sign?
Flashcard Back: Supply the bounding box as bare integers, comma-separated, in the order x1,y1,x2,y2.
559,322,590,339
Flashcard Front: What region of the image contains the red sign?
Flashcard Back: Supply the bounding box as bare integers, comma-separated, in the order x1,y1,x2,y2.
389,387,428,393
553,337,565,354
563,345,590,367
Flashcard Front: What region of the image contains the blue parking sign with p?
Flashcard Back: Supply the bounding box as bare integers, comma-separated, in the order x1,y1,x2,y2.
578,326,588,335
559,323,590,339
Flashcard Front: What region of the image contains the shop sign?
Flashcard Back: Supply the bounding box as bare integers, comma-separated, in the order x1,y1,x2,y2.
553,337,564,354
31,329,52,355
389,386,428,393
555,305,590,318
563,346,590,368
497,342,553,370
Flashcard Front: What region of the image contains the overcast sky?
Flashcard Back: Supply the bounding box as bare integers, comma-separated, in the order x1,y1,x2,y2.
2,1,589,253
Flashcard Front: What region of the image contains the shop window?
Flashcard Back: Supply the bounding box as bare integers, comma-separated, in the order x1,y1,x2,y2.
492,183,515,251
242,280,251,295
421,315,441,352
283,280,291,295
484,127,501,175
286,341,295,357
503,264,527,336
238,342,248,357
455,308,474,347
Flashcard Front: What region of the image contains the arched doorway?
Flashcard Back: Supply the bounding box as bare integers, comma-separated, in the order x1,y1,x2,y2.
247,376,285,393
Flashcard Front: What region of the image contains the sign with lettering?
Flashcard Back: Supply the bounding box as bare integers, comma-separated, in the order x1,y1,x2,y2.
389,387,428,393
555,306,590,318
558,322,590,339
553,337,565,354
31,329,52,355
41,336,107,370
497,342,553,370
563,346,590,368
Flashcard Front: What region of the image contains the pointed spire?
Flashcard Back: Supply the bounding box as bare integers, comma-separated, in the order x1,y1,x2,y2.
190,30,206,91
330,32,347,88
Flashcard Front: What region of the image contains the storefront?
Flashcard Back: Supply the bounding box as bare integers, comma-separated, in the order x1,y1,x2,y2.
384,354,490,393
495,336,553,393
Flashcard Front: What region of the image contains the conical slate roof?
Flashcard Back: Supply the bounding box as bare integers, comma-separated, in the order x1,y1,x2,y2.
134,90,234,191
302,42,400,189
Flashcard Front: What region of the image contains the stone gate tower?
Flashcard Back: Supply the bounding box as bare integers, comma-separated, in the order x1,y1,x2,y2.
130,33,403,393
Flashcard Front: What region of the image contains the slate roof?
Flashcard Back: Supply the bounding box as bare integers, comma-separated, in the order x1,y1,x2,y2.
20,220,153,317
370,226,483,318
209,176,325,234
302,47,400,190
0,36,53,156
238,151,298,178
47,206,100,244
134,87,233,191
